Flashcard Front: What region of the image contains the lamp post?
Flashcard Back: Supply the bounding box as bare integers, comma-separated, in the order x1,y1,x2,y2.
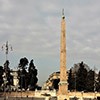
2,41,12,61
1,41,12,100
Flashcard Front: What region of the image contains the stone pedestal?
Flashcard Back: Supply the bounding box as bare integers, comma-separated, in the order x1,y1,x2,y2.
58,81,68,95
58,95,69,100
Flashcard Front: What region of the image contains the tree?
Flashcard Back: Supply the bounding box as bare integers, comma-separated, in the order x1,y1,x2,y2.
18,57,28,69
18,57,29,90
3,60,13,91
68,69,75,91
0,66,4,91
86,70,95,92
96,71,100,92
28,59,38,90
76,62,88,91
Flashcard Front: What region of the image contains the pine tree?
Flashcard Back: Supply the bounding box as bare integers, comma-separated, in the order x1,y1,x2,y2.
76,62,88,91
96,71,100,92
68,69,75,91
18,57,28,90
86,70,95,92
0,66,4,91
28,59,38,90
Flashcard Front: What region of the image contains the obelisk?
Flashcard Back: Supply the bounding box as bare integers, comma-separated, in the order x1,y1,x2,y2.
58,9,68,96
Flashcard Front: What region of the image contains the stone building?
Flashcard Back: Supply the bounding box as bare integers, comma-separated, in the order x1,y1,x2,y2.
43,72,60,90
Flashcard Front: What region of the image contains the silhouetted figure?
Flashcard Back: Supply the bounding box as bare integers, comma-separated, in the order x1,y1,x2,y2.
28,59,38,90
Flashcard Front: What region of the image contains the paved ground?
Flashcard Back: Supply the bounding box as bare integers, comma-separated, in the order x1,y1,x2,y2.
0,97,57,100
0,97,45,100
0,97,100,100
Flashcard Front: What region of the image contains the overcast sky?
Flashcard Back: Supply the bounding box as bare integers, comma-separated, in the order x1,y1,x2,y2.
0,0,100,85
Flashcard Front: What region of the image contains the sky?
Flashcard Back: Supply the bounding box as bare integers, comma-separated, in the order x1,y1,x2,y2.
0,0,100,86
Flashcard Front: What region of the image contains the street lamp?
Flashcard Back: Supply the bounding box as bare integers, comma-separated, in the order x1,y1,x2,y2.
2,41,12,61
